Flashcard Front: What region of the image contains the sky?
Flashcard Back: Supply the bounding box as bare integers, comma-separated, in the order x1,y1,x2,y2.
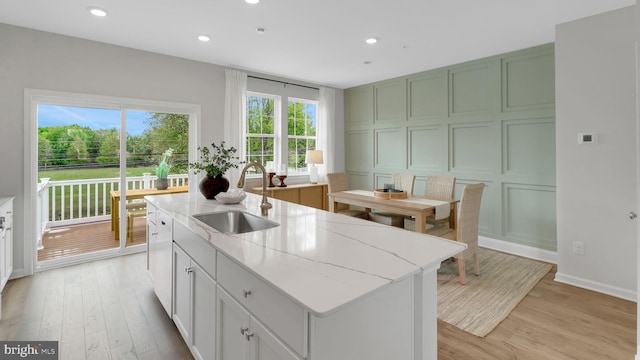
38,104,150,136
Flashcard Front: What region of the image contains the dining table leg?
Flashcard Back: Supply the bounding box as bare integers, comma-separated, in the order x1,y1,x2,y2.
415,214,427,233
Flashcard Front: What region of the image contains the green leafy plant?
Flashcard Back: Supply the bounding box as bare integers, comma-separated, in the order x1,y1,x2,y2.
189,141,243,178
155,148,174,179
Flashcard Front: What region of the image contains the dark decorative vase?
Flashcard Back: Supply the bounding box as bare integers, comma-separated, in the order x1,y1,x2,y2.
156,178,169,190
199,175,230,199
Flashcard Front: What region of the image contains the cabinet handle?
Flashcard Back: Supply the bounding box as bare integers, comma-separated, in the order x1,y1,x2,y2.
161,220,166,225
185,267,193,274
151,232,158,236
243,290,252,298
240,327,248,335
245,331,254,341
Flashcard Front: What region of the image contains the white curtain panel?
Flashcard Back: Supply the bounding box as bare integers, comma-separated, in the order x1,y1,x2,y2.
223,69,247,187
317,87,336,183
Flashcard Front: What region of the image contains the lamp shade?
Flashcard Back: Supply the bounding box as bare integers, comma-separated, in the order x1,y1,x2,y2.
305,150,324,165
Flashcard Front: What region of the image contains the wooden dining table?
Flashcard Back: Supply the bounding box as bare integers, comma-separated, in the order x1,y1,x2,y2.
327,190,459,233
110,185,188,240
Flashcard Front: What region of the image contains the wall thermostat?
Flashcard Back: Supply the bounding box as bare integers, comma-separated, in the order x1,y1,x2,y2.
578,132,597,144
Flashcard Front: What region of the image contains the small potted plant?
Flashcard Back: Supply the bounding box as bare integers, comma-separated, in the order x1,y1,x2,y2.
189,141,243,199
155,148,173,190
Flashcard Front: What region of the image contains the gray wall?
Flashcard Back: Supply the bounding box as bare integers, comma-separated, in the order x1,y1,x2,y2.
344,44,557,255
555,6,637,300
0,24,339,277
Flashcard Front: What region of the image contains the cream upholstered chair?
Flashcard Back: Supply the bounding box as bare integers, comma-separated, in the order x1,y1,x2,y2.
368,173,415,227
441,183,485,284
327,172,368,219
403,175,456,231
425,175,456,199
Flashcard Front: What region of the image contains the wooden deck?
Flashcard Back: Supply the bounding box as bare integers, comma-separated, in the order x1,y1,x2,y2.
38,218,147,262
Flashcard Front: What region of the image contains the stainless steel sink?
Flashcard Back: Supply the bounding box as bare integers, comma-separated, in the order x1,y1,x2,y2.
192,210,279,234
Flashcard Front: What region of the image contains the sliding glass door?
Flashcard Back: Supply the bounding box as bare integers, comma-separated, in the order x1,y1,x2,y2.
31,91,195,270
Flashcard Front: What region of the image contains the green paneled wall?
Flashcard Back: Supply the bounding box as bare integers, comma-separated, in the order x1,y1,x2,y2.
344,43,556,251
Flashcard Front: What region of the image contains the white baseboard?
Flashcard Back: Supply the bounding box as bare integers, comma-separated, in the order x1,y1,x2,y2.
554,272,637,302
479,236,558,264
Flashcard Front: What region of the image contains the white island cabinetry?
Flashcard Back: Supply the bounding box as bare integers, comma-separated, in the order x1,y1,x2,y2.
146,192,465,360
173,221,217,360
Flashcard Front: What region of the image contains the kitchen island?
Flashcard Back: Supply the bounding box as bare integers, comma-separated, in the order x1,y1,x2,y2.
146,192,465,360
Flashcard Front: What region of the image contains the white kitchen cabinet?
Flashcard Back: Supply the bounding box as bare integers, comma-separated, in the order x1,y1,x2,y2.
173,243,217,360
0,197,13,320
217,287,300,360
147,204,172,316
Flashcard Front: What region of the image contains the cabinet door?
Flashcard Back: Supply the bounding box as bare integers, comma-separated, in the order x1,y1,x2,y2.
217,288,250,360
191,263,216,360
0,230,5,289
251,318,301,360
173,245,191,341
4,216,11,285
154,212,172,316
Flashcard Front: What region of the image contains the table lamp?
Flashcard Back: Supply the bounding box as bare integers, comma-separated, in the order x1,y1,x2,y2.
306,150,323,184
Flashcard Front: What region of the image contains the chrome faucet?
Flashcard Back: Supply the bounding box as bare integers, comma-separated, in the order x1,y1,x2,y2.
237,162,272,216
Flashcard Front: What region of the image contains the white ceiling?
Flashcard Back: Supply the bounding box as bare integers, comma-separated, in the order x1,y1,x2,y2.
0,0,634,89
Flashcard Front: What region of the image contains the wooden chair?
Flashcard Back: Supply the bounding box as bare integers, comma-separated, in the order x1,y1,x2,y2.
126,200,147,242
327,172,368,219
368,173,415,227
404,175,456,231
441,183,485,284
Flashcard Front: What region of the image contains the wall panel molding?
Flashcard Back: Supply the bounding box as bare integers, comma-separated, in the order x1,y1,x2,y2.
502,45,555,113
374,127,404,169
345,86,373,125
449,121,494,174
502,183,557,251
502,117,555,182
407,71,447,121
407,125,443,172
374,79,406,123
344,44,555,251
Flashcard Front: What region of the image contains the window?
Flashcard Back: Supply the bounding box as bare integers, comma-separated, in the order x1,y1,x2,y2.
288,99,317,172
245,92,318,175
245,93,277,170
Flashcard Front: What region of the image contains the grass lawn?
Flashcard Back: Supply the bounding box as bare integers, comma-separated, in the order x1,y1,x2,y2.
39,166,186,220
39,166,156,181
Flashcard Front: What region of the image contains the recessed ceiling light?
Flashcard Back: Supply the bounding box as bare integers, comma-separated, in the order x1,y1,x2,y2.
198,35,210,42
245,0,259,4
256,28,266,34
365,38,378,45
88,6,108,17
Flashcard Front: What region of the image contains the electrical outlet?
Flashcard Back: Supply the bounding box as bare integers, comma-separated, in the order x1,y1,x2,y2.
573,241,585,255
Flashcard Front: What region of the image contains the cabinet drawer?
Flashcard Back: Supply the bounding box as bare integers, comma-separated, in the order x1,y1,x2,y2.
217,253,307,357
174,221,216,280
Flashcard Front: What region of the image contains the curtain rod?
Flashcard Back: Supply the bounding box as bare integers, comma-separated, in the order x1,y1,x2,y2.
248,75,319,91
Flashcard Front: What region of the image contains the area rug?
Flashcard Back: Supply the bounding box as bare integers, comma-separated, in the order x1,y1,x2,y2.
437,247,552,337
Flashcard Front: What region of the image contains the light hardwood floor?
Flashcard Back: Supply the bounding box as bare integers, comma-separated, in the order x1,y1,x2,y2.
1,253,192,359
0,254,636,359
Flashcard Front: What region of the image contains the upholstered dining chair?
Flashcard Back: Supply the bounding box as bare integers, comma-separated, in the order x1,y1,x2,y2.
327,172,368,219
425,175,456,227
403,175,456,231
441,182,485,285
425,175,456,200
368,173,415,227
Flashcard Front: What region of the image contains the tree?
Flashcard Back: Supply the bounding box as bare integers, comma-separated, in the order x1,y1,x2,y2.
96,128,120,164
144,113,189,172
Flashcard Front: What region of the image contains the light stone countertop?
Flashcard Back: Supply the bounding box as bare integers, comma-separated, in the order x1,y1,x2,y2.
147,191,466,317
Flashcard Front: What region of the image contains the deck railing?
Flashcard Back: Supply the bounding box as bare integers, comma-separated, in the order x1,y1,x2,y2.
38,173,189,228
